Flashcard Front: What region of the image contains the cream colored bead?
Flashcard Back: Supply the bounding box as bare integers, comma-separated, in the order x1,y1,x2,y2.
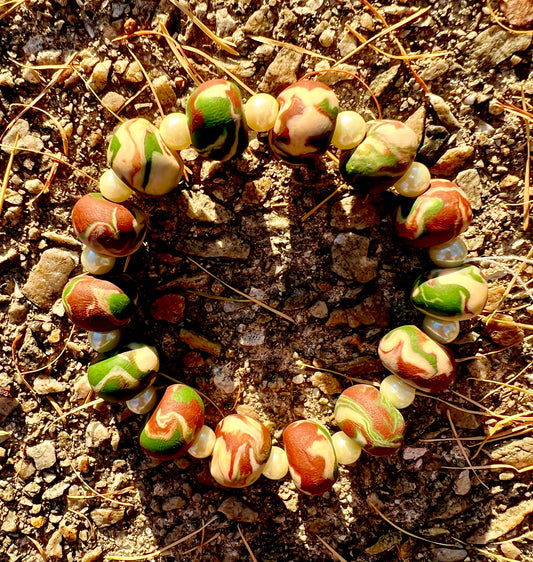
380,375,416,409
422,316,460,344
331,431,362,465
244,93,279,132
81,246,116,275
394,162,431,197
126,386,158,415
262,445,289,480
87,329,121,353
331,111,366,150
429,237,468,268
188,425,216,459
99,169,134,202
159,113,191,151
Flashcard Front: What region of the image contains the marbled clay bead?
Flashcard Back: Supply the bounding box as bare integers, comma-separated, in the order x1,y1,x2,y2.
395,179,473,248
210,414,271,488
72,193,148,257
87,342,159,403
283,420,338,495
339,120,418,192
334,385,405,456
187,79,249,161
107,118,184,196
378,325,456,393
62,274,133,332
140,384,205,460
269,80,339,165
411,264,488,321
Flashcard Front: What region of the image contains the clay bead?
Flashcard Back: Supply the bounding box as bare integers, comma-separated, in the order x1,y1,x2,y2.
140,384,205,460
283,420,338,495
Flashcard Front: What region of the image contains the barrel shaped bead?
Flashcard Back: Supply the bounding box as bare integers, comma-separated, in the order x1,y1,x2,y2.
210,414,271,488
283,420,338,495
269,80,339,165
378,325,456,393
140,384,205,460
187,79,249,161
334,385,405,456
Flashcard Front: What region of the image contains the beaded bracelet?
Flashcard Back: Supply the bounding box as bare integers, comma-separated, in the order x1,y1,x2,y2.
61,77,489,496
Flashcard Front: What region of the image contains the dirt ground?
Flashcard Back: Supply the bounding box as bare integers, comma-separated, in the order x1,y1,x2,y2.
1,0,533,560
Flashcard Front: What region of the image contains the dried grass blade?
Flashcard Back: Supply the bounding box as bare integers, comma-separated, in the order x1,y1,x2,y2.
249,35,335,61
26,537,47,562
486,0,533,35
158,24,203,85
44,398,105,432
523,86,531,230
126,46,164,119
0,131,18,216
301,186,344,222
0,0,25,20
472,378,533,397
238,525,258,562
315,535,349,562
30,160,59,204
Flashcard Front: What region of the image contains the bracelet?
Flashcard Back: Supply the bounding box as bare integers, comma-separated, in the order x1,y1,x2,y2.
61,77,488,496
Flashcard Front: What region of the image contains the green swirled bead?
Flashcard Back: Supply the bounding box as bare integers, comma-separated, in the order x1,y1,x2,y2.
411,264,488,321
87,343,159,403
187,79,249,161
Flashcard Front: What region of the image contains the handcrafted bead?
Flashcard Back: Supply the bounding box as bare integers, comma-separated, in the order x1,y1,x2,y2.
269,80,339,165
411,265,488,321
187,79,248,161
395,179,473,248
210,414,271,488
244,93,279,132
107,118,184,196
339,120,418,192
394,162,431,198
81,247,116,275
331,431,362,465
331,110,366,150
429,237,468,268
188,425,216,459
140,384,205,459
262,445,289,480
127,385,158,415
378,325,456,393
87,329,121,353
88,343,159,403
283,420,338,495
380,375,416,409
62,274,134,332
72,193,148,258
99,169,133,203
422,316,461,344
334,385,405,456
159,112,191,150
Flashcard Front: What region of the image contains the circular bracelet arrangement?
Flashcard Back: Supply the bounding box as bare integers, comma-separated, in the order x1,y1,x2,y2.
61,77,488,496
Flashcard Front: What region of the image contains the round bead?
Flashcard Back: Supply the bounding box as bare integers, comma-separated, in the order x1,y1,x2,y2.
88,343,159,403
422,316,461,344
283,420,338,495
99,169,133,203
108,117,184,196
411,265,488,321
87,329,121,353
127,385,158,415
380,375,416,409
429,237,468,268
331,111,366,150
188,425,216,459
378,325,456,393
394,162,431,198
210,414,271,488
395,179,473,248
140,384,205,459
187,79,248,161
334,385,405,456
81,247,116,275
262,445,289,480
269,80,339,165
159,113,191,151
244,93,279,132
331,431,362,465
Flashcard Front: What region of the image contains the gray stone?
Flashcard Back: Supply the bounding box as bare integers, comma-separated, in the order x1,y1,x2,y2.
431,548,468,562
430,145,475,177
2,119,44,155
488,436,533,470
244,7,274,35
369,64,400,97
179,191,234,223
309,300,328,318
405,106,426,149
0,390,18,418
259,48,303,94
471,26,532,67
428,93,460,128
218,497,258,522
331,232,378,282
453,470,471,496
330,196,379,231
26,440,57,470
177,234,250,259
162,496,186,511
455,168,482,210
42,481,70,500
215,7,236,37
90,508,125,527
419,59,450,81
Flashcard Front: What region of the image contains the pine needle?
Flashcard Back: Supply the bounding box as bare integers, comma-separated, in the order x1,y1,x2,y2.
0,131,18,216
523,86,531,230
67,507,95,538
30,161,59,204
158,23,203,85
126,46,164,119
301,185,344,222
249,35,335,61
238,525,258,562
472,547,530,562
297,362,380,386
182,532,220,556
0,0,26,19
315,535,349,562
45,398,105,433
26,537,47,562
486,0,533,35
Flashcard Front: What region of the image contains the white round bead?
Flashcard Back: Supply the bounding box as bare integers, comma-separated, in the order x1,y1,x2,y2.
81,246,116,275
244,93,279,132
331,111,366,150
394,162,431,197
126,386,158,415
99,169,134,203
428,237,468,268
380,375,416,409
87,329,121,353
262,445,289,480
188,425,216,459
159,113,191,151
422,316,461,344
331,431,362,465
